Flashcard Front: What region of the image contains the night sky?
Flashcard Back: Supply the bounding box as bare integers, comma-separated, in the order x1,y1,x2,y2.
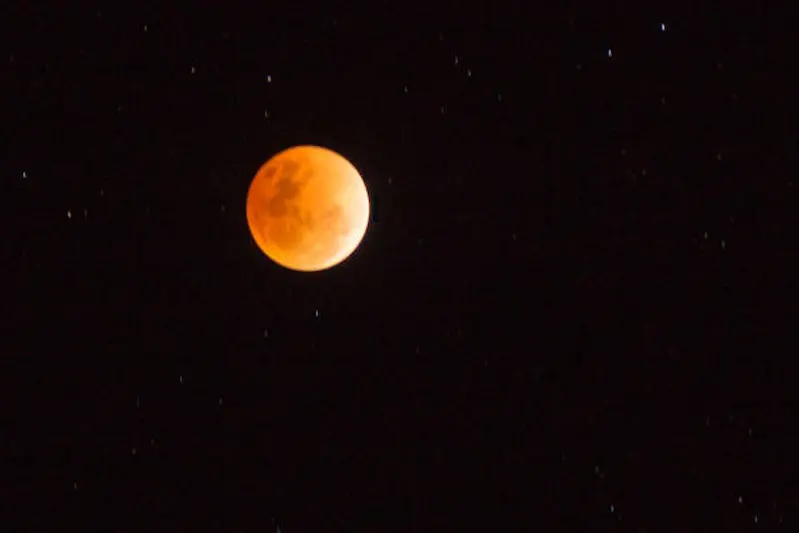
3,2,798,531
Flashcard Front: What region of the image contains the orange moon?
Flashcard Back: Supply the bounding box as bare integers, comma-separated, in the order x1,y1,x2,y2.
246,145,370,272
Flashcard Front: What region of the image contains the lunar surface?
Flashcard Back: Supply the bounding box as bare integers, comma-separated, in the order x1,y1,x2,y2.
246,145,370,272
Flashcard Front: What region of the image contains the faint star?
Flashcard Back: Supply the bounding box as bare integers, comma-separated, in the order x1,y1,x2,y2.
607,48,613,58
67,209,72,219
660,23,667,31
21,171,27,179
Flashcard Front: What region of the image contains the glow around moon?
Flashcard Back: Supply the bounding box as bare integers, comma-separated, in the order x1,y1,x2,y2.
246,145,370,272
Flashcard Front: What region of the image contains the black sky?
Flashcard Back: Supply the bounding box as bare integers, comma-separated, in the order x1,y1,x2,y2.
2,2,798,531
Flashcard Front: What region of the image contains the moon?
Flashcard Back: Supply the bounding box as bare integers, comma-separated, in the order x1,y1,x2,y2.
246,145,370,272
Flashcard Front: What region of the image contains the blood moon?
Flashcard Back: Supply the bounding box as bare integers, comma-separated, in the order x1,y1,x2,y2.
246,145,370,272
